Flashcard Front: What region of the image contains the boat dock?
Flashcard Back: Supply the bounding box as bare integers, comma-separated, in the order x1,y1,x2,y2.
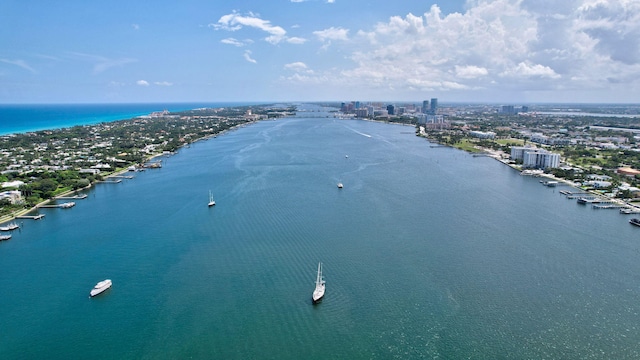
38,202,75,209
16,214,45,220
592,203,623,209
58,194,88,200
110,175,134,179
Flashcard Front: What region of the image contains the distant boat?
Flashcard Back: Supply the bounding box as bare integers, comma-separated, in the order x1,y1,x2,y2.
59,202,75,208
630,218,640,227
90,279,112,297
0,222,19,231
337,183,343,189
0,234,11,241
208,190,216,207
312,262,326,303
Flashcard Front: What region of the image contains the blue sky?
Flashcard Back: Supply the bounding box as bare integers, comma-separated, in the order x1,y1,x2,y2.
1,0,639,104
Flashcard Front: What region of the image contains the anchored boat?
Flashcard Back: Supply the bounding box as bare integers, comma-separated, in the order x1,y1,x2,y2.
90,279,112,297
312,262,326,303
208,190,216,207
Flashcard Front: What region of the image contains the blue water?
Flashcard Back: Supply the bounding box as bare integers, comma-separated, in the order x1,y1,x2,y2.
0,102,258,135
1,104,640,359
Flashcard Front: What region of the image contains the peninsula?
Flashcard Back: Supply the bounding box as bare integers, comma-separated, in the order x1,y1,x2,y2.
0,104,294,221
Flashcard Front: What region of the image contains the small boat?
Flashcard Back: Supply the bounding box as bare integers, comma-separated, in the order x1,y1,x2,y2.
630,218,640,227
90,279,112,297
0,234,11,241
312,262,326,303
59,202,75,208
208,190,216,207
337,183,343,189
0,222,19,231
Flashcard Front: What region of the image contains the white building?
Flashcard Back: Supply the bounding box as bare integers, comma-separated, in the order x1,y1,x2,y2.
511,146,560,169
469,131,496,139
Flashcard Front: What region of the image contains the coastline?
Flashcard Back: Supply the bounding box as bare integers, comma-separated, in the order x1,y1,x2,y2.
0,119,259,226
419,132,640,213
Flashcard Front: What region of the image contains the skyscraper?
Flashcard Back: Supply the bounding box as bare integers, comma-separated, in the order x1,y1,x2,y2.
430,98,438,114
422,100,429,114
386,104,395,115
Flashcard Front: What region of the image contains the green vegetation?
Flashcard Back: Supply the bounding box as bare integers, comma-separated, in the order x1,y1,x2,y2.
0,104,294,218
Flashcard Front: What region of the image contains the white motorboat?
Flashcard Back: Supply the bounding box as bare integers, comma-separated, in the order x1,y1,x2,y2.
312,262,325,303
337,183,343,189
0,222,19,231
90,279,112,297
208,190,216,207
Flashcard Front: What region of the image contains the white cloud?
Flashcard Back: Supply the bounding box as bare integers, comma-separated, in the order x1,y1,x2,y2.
284,62,314,74
221,38,251,47
244,50,257,64
501,62,561,79
136,80,149,86
313,27,349,42
455,65,489,79
154,81,173,86
281,0,640,101
213,12,287,44
0,58,36,73
287,37,307,45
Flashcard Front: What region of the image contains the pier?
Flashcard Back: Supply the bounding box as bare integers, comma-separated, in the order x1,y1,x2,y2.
38,202,75,209
110,175,134,179
16,214,45,220
57,194,88,200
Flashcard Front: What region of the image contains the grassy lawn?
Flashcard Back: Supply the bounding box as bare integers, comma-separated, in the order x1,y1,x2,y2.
454,139,484,153
495,138,525,146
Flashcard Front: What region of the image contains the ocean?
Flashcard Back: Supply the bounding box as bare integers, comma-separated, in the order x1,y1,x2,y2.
0,102,258,135
1,104,640,359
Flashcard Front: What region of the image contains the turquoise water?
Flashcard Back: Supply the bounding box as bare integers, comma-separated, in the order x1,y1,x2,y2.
1,104,640,358
0,102,256,135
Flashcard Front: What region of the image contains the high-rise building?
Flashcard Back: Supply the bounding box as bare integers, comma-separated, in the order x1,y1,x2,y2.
430,98,438,114
386,104,395,115
422,100,429,114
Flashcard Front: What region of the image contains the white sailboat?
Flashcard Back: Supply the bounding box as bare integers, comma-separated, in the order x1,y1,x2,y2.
312,262,326,303
208,190,216,207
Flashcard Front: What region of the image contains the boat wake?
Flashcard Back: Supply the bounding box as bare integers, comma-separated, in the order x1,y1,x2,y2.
344,126,372,138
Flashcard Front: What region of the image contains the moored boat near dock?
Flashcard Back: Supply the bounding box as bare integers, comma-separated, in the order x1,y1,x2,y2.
0,222,19,231
0,234,11,241
630,218,640,227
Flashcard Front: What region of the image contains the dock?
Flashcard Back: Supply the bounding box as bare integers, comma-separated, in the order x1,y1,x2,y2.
16,214,45,220
38,202,75,209
110,175,134,179
57,194,87,200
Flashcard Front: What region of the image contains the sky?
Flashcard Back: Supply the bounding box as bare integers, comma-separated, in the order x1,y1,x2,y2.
1,0,639,104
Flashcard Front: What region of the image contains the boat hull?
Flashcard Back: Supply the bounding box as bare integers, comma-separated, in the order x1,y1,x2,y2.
90,279,112,297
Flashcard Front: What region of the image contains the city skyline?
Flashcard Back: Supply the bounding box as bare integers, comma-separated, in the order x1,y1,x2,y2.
1,0,639,104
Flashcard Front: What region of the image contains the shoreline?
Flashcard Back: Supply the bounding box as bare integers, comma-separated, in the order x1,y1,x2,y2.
0,120,260,226
420,132,640,213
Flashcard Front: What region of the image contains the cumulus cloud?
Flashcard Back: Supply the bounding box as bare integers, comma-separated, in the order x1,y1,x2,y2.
136,80,149,86
212,12,287,44
284,0,640,100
